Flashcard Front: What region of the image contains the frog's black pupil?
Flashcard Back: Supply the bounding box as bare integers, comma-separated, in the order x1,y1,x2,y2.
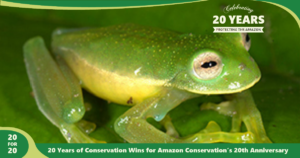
246,34,250,42
201,61,217,68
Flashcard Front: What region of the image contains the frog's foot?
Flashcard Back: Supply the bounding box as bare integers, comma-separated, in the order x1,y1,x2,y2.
182,131,255,143
200,101,242,132
60,123,106,143
200,90,272,143
76,120,96,134
241,112,272,143
159,115,180,138
186,121,258,143
189,121,255,143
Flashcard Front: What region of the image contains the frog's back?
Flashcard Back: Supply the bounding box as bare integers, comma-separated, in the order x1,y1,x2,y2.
52,24,190,105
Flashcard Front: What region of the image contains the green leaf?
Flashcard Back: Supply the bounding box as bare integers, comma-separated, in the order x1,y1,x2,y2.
0,0,299,143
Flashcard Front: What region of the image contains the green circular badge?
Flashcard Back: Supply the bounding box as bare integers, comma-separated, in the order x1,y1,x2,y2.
0,130,29,158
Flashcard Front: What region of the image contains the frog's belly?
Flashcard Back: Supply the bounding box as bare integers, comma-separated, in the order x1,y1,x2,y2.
66,55,165,105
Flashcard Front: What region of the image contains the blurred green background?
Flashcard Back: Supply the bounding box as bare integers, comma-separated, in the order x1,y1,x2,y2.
0,0,299,143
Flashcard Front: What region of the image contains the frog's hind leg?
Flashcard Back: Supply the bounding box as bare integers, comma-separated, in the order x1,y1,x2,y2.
200,90,271,143
24,37,104,143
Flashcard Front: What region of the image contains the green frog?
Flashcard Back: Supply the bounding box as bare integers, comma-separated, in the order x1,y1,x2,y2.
24,24,271,143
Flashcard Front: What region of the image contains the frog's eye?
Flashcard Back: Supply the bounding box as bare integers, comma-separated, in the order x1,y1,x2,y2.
241,33,251,51
193,52,223,80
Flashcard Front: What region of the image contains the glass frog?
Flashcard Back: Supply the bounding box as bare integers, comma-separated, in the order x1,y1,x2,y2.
24,24,271,143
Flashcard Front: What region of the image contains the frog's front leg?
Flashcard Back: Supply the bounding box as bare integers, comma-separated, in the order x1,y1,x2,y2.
159,115,180,138
201,90,271,143
24,37,104,143
115,88,254,143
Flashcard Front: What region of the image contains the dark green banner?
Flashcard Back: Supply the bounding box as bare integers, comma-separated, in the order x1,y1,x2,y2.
1,1,300,22
36,143,294,158
3,0,199,7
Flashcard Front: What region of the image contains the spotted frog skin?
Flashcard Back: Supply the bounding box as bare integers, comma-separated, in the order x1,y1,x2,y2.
24,24,271,143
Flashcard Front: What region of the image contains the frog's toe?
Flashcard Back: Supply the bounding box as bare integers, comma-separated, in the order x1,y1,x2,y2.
230,115,242,133
263,137,272,143
160,115,180,138
76,119,96,134
60,123,106,143
200,121,221,133
241,113,272,143
199,102,213,111
256,136,272,143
